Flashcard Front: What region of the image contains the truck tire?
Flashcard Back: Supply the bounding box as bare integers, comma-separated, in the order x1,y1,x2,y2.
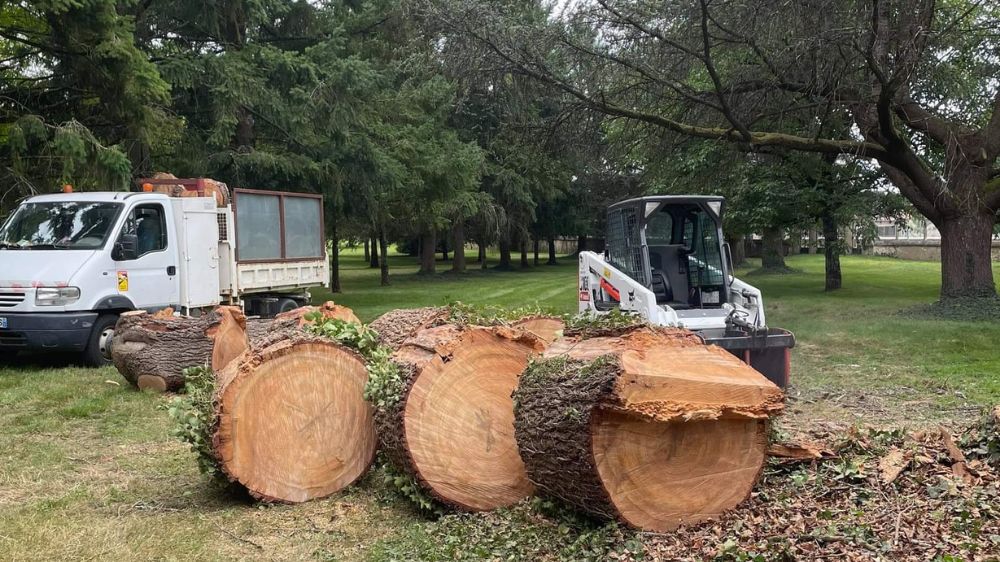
276,298,300,314
82,314,118,368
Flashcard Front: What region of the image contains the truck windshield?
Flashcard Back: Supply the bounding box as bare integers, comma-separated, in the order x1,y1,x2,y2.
0,201,122,250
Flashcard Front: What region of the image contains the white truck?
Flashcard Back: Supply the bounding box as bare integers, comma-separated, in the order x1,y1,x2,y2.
578,195,795,387
0,178,328,366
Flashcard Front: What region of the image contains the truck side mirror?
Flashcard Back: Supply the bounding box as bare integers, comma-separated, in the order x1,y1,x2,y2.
113,233,139,261
723,242,735,284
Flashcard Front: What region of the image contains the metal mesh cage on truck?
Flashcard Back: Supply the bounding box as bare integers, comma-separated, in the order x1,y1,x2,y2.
606,205,646,285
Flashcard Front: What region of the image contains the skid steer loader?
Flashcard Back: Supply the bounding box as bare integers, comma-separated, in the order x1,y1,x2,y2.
578,195,795,387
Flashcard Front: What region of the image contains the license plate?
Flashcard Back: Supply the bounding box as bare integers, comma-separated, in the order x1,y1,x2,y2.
0,317,7,329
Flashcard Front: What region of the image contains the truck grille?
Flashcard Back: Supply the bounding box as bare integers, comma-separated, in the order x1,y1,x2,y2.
0,291,25,308
217,211,229,243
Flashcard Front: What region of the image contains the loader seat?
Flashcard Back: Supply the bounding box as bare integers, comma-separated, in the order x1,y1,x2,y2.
647,252,674,303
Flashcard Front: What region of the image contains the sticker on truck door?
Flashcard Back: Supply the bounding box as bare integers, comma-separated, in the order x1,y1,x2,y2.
117,271,129,291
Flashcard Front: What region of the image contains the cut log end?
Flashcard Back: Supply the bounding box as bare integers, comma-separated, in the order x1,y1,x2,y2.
390,325,545,511
592,412,768,531
213,337,376,503
512,316,565,345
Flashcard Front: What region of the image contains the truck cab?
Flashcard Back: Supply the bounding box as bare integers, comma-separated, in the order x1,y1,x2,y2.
0,183,328,366
579,195,795,387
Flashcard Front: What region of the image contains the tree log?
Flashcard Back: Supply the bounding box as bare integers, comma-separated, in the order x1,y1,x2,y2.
112,301,359,392
211,310,376,503
368,307,449,348
513,326,784,531
378,323,548,511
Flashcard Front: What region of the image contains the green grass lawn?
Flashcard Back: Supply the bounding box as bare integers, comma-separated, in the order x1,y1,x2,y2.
0,250,998,560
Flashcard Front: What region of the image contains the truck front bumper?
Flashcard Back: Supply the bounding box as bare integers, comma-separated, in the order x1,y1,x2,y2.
0,312,98,352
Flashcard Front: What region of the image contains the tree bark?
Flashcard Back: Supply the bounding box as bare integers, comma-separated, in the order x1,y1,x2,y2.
497,238,513,270
533,237,540,266
441,235,449,261
520,238,530,268
726,234,746,267
513,327,783,532
329,225,341,294
547,234,557,265
370,235,379,268
478,242,487,269
375,322,550,511
760,228,786,270
419,229,436,274
363,238,370,264
938,211,997,300
821,210,842,291
210,309,375,503
112,303,360,391
379,229,390,286
808,227,819,255
451,223,466,273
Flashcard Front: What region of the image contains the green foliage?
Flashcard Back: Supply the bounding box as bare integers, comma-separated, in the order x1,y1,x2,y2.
962,407,1000,469
382,460,442,516
563,307,645,332
447,301,551,326
166,365,221,480
368,499,638,562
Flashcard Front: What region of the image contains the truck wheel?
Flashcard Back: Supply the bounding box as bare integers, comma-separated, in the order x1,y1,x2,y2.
276,298,300,314
82,314,118,368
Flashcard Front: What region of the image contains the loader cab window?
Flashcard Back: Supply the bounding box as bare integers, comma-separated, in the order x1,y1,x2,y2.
120,204,167,257
643,203,726,307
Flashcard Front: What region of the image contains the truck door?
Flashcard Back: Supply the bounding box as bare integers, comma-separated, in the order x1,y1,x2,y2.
112,202,179,309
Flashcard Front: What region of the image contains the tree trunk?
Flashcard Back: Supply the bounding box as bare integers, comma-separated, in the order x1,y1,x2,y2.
441,236,449,262
938,211,997,299
451,223,466,273
375,322,551,511
379,229,390,286
808,227,819,255
368,307,449,349
419,229,436,275
478,243,487,269
329,227,341,294
363,238,370,264
726,234,746,267
234,106,254,149
577,234,588,255
112,303,359,391
821,210,842,291
533,237,540,266
209,308,375,503
370,235,379,268
520,238,529,268
513,327,783,532
497,238,513,270
760,228,786,270
547,234,557,265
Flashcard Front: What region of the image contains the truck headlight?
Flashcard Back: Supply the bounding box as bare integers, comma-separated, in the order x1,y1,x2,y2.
35,287,81,306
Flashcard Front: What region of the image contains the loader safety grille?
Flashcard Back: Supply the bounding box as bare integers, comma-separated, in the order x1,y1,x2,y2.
606,206,645,285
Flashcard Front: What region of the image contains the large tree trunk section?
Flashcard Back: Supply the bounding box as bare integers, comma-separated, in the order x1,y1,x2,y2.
212,327,376,503
112,302,359,391
368,307,448,349
379,324,547,511
938,211,997,299
760,228,786,270
512,316,564,345
821,209,842,291
513,327,784,531
452,223,466,273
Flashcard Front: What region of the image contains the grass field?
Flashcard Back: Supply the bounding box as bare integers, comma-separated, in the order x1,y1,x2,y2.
0,251,998,560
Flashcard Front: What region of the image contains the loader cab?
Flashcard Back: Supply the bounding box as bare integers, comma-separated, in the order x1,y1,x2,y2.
605,196,729,309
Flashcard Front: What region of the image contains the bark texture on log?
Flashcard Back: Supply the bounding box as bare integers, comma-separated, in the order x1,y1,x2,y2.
113,302,359,391
211,329,376,503
513,326,784,531
368,307,448,349
377,323,548,511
